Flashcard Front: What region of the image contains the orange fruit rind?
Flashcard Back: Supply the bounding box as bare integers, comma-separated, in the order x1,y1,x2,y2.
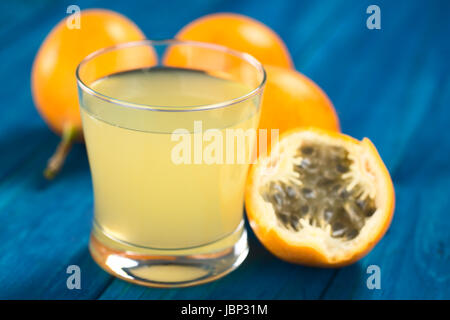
256,66,340,153
245,128,395,267
175,13,294,69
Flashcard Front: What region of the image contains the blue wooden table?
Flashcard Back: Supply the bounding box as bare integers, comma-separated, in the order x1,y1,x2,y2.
0,0,449,300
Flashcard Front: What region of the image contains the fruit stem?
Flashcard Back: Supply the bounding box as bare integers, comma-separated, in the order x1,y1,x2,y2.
44,124,80,180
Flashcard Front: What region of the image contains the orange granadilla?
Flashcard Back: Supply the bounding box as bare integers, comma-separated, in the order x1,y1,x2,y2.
246,128,395,267
174,12,293,68
31,9,153,179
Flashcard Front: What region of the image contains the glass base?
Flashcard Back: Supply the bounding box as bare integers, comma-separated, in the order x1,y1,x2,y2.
89,222,249,288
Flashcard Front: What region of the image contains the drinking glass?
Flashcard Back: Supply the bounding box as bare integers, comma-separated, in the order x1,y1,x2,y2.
76,40,266,287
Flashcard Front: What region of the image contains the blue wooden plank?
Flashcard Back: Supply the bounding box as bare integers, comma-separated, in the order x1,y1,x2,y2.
0,0,448,300
0,0,54,41
0,142,112,299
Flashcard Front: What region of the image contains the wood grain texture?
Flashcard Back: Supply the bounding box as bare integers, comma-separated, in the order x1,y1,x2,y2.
0,0,448,299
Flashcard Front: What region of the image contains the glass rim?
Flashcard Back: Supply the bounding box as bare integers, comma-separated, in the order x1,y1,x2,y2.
76,39,266,112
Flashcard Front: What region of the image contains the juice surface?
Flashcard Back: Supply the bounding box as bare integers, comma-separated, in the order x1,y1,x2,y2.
80,67,260,249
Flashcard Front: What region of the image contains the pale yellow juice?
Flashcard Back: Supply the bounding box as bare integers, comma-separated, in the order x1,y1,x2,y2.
80,67,260,250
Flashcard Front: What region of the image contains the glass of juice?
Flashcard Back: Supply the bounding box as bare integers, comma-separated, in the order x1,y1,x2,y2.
76,40,266,287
